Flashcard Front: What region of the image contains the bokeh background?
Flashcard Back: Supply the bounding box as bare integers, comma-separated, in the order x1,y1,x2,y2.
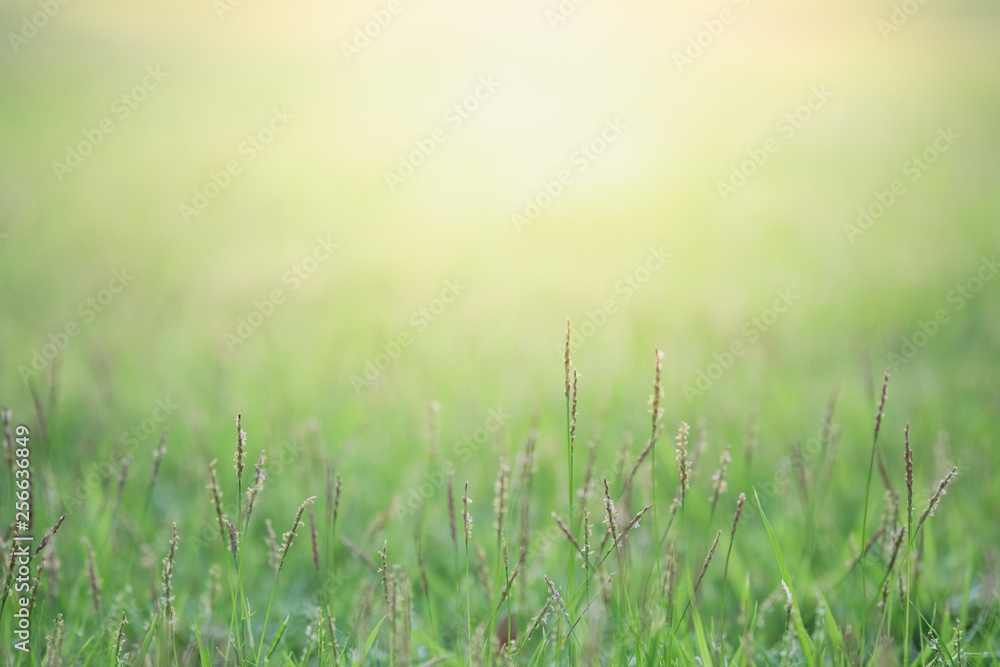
1,0,999,639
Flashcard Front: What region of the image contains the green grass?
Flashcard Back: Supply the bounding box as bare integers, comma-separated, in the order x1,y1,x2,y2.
0,335,996,665
1,0,999,664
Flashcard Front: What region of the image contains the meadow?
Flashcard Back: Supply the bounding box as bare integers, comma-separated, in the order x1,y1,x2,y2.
1,0,999,664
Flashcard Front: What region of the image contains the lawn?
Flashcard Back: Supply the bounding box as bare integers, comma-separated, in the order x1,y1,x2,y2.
1,0,998,664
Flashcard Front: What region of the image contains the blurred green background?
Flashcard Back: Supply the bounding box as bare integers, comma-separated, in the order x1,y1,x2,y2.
3,0,998,429
0,0,998,642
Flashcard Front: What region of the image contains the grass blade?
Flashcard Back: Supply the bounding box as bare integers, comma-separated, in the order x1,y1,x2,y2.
753,488,815,666
352,614,388,667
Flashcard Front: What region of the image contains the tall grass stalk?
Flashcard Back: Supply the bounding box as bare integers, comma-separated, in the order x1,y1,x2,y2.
462,482,473,665
716,493,745,647
860,368,889,653
256,496,315,665
649,349,664,604
903,423,914,666
563,319,576,665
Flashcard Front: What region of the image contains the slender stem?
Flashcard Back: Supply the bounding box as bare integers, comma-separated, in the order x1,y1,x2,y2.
564,379,574,665
237,474,247,655
859,435,880,652
465,544,472,666
255,568,282,665
861,371,889,656
505,566,512,661
651,435,660,601
716,533,736,652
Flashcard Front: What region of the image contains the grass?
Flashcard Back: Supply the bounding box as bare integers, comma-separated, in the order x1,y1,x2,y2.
0,326,996,665
2,1,999,664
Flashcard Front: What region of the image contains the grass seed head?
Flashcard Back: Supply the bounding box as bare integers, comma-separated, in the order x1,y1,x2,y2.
245,449,266,521
279,496,316,569
731,492,746,538
44,613,64,667
150,430,167,490
603,477,619,547
619,503,654,545
885,526,906,574
916,466,958,534
115,455,133,507
234,412,247,482
873,368,890,444
494,458,510,542
224,519,239,555
162,522,179,630
333,473,342,527
570,370,579,447
710,444,732,510
308,503,320,573
781,580,794,633
82,537,101,614
670,422,691,515
112,611,127,662
552,512,586,564
207,459,227,543
521,596,554,649
564,318,572,399
694,529,722,595
32,514,66,559
462,481,473,546
904,423,914,521
325,605,340,664
379,540,390,606
544,575,571,624
649,349,664,438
